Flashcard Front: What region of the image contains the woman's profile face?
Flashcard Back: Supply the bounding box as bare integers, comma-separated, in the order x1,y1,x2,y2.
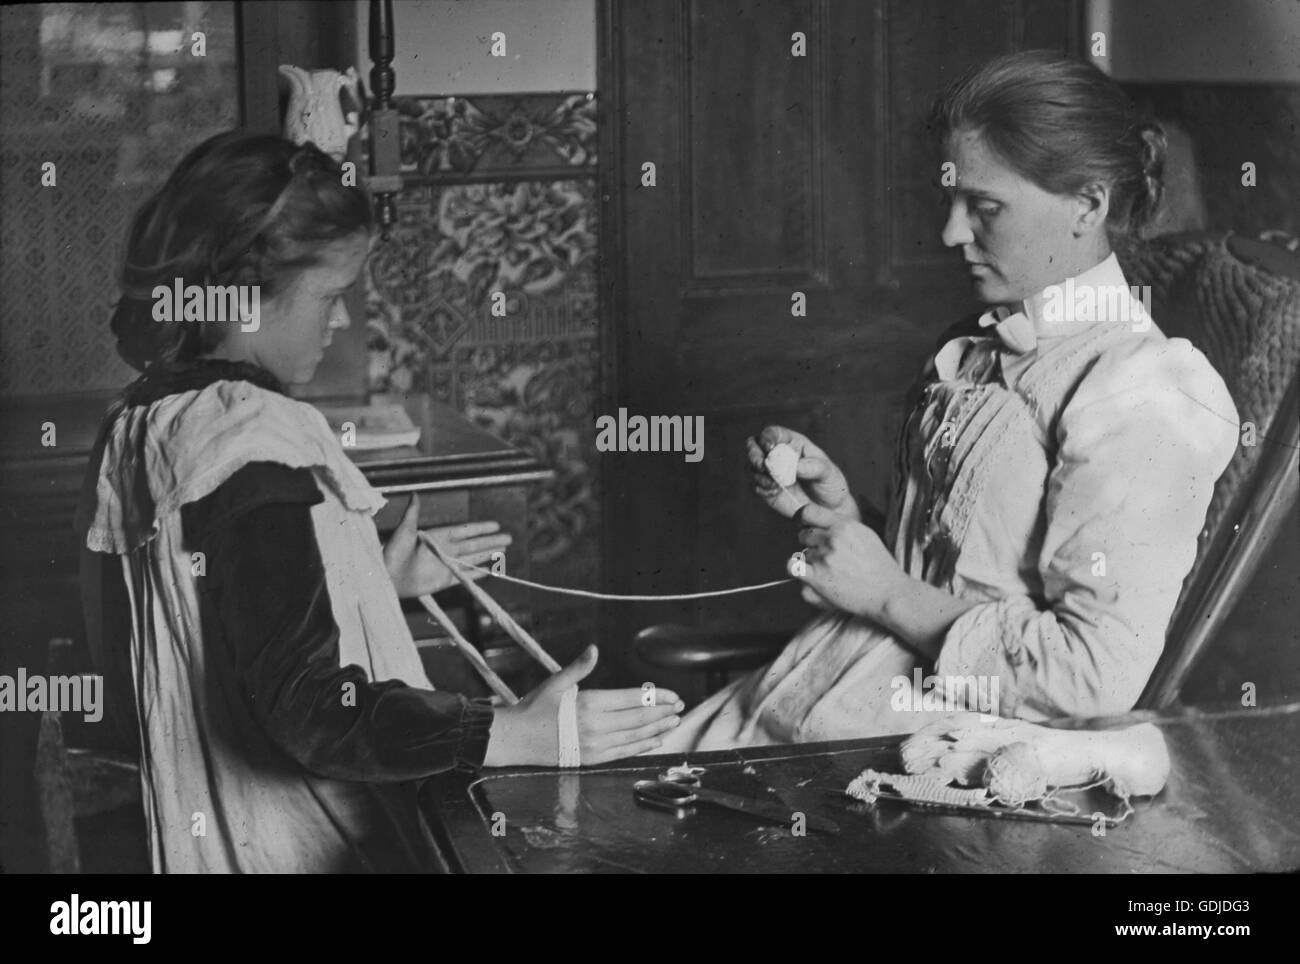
220,232,370,385
940,128,1084,305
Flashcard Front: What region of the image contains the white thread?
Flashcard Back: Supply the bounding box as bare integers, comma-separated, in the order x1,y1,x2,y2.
445,557,794,602
419,533,562,672
557,685,580,768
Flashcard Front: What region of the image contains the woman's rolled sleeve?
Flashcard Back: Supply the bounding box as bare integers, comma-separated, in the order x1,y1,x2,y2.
935,338,1239,720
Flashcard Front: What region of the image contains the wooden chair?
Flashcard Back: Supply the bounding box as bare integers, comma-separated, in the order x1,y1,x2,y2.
32,637,145,873
637,232,1300,709
1124,233,1300,707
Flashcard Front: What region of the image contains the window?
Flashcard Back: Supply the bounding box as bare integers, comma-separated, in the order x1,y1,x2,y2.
0,2,238,397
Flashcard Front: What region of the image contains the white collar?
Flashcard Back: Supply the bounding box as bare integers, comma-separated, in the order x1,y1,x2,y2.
978,252,1151,353
935,253,1153,384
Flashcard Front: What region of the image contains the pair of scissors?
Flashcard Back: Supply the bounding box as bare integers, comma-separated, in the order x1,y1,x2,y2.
633,764,840,834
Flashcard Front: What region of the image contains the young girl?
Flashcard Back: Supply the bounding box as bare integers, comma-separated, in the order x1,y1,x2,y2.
78,132,682,872
660,50,1240,752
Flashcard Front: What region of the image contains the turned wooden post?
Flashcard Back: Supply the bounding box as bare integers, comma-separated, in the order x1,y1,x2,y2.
368,0,403,238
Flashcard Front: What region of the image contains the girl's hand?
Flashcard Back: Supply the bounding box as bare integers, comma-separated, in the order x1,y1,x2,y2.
483,646,684,767
746,426,860,522
382,494,512,598
792,502,904,620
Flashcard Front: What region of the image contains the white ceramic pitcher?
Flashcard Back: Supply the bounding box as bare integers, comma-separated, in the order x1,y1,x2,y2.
278,65,361,162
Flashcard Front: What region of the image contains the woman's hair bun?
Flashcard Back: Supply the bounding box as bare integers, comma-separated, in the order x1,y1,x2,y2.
1134,121,1167,231
930,51,1169,238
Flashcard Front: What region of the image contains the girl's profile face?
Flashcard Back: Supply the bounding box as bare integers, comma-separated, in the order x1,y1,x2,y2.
939,129,1085,305
218,232,369,384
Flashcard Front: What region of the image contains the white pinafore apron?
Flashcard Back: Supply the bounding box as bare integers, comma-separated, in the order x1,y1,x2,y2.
86,380,430,872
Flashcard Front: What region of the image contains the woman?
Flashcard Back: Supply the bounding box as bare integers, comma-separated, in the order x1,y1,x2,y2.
77,131,682,872
660,50,1239,752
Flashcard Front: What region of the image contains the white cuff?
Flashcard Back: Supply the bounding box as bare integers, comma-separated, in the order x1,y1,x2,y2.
557,685,581,768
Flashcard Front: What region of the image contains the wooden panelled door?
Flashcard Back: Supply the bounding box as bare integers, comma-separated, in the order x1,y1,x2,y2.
598,0,1077,683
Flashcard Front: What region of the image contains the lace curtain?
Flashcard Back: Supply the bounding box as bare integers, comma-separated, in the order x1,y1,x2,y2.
0,1,237,397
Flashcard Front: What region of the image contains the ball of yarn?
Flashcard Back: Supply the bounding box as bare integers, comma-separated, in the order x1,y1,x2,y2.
983,742,1049,807
764,443,800,488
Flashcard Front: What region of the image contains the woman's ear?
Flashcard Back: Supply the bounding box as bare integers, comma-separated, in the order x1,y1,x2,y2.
1074,181,1110,235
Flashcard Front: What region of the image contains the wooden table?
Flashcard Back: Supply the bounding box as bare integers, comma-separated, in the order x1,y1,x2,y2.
423,701,1300,873
350,393,553,502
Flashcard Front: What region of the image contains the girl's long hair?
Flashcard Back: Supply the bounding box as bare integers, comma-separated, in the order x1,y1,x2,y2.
111,131,373,371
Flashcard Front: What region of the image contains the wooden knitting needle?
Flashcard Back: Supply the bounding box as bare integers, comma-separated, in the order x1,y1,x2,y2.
416,592,519,705
419,531,563,674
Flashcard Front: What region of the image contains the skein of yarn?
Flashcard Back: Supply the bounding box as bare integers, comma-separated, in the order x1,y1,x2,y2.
901,714,1172,801
982,742,1050,806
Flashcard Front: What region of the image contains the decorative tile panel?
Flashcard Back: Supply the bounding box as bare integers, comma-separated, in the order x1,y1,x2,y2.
366,94,601,642
394,93,596,180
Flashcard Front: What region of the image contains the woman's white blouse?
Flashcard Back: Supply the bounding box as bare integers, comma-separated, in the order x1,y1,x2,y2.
661,253,1240,751
918,253,1241,718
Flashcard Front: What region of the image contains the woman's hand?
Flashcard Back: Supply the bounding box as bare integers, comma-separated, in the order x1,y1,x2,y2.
483,646,684,767
792,502,903,620
794,503,980,660
747,426,860,522
382,493,512,599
